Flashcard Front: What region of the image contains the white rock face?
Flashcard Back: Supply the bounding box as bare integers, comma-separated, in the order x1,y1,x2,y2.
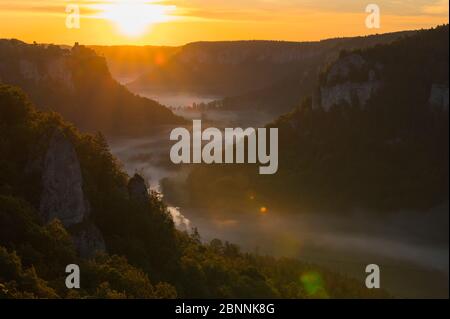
318,53,381,110
326,54,366,83
429,84,449,111
19,58,74,91
320,81,381,111
39,130,89,227
37,129,106,257
46,58,75,91
19,60,41,81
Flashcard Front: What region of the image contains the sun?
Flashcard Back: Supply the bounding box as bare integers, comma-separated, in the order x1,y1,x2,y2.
96,0,176,37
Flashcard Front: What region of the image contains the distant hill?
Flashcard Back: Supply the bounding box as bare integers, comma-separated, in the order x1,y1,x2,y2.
209,30,420,115
0,40,184,136
90,45,179,84
128,40,328,96
178,25,449,213
126,31,415,110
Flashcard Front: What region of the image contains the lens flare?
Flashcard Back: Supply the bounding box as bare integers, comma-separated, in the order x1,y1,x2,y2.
300,272,329,298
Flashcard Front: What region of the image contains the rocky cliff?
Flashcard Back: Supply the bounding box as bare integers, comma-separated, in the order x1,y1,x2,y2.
0,40,183,136
128,174,150,204
129,31,413,97
39,129,89,226
18,57,74,92
33,129,105,257
316,54,382,110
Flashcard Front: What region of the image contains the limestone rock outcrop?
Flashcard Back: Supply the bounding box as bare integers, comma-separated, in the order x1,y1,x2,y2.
316,54,382,111
39,129,89,227
320,81,381,111
325,54,366,82
33,129,105,257
128,174,150,204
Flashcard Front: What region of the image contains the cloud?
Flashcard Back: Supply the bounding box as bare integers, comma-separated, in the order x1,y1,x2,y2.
422,0,449,15
164,0,450,22
0,0,99,16
2,0,449,19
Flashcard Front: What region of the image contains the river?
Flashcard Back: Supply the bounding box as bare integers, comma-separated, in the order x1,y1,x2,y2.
108,91,449,299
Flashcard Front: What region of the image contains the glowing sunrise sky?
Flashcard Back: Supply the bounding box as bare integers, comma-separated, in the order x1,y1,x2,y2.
0,0,448,46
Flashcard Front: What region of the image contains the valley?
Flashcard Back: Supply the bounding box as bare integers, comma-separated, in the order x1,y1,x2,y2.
1,24,448,299
106,26,448,298
108,87,448,298
108,116,449,299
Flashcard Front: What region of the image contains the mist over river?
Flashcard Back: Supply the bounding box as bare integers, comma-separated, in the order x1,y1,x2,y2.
108,92,449,299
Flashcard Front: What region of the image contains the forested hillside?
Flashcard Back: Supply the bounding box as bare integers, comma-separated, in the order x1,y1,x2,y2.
0,40,183,136
0,84,385,298
209,30,416,115
125,30,414,115
180,25,449,213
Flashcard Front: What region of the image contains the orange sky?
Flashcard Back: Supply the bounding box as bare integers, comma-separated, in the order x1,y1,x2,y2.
0,0,448,46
